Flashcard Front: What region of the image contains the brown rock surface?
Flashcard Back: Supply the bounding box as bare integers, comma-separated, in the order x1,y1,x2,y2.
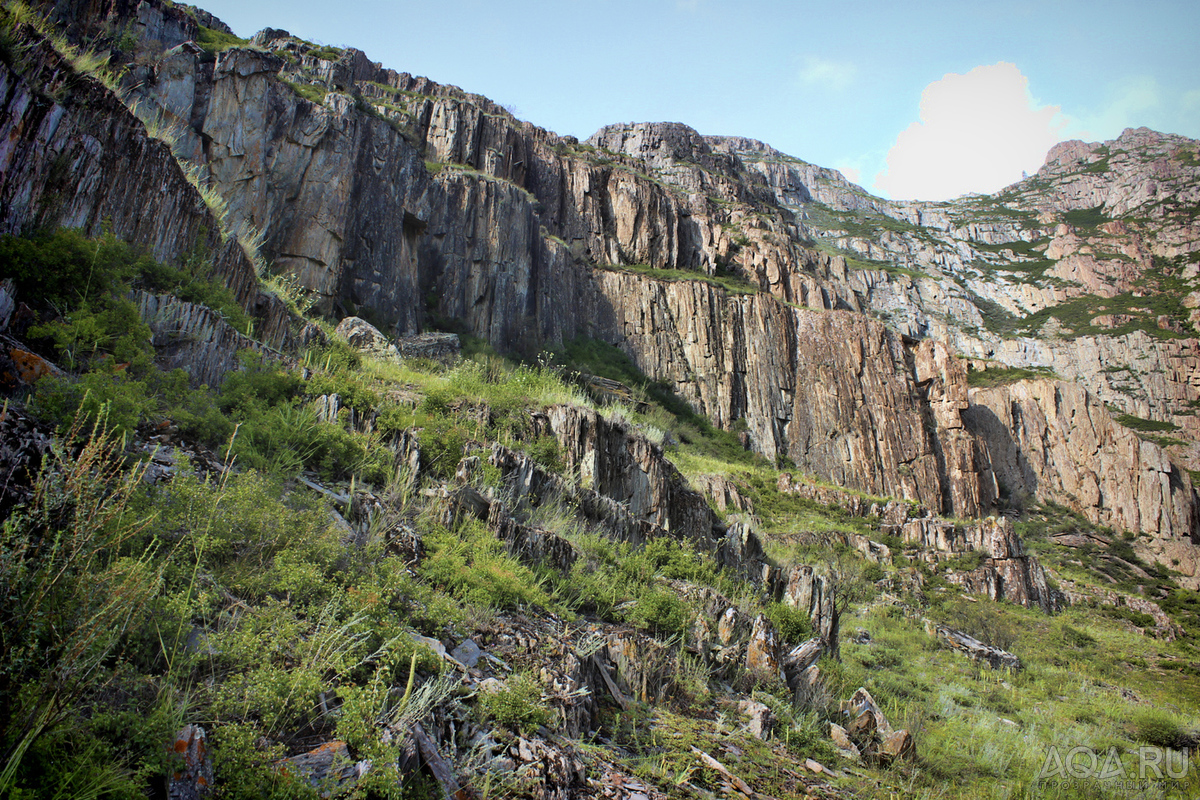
966,379,1199,545
745,614,782,681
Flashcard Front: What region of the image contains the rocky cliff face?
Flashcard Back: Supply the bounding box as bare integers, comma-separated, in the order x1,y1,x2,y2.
0,25,294,350
966,379,1199,542
5,0,1199,579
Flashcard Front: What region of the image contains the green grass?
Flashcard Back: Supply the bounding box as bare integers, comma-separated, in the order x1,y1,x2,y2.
834,600,1200,799
603,262,760,295
971,237,1048,258
966,364,1057,388
551,337,762,471
1063,205,1110,229
282,79,327,105
1078,145,1112,175
195,25,249,54
1017,503,1179,598
307,45,342,61
1174,147,1200,168
1015,258,1195,340
814,242,928,279
1113,412,1180,433
3,213,1199,799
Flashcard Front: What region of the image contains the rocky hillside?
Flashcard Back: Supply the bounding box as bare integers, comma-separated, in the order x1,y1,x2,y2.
1,2,1200,798
2,0,1197,575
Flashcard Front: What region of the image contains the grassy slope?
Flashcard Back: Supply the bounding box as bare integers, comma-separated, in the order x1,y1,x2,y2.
1,228,1198,798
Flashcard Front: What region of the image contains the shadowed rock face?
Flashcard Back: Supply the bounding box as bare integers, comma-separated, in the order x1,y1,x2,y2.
4,0,1199,573
966,378,1199,543
0,33,294,352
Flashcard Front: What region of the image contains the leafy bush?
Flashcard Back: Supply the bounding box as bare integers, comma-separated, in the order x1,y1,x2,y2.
0,229,139,307
1131,707,1188,749
32,366,156,437
526,434,562,472
27,293,153,371
208,722,313,800
415,414,471,479
218,350,304,418
420,520,558,613
478,673,549,734
627,588,691,637
0,229,250,335
764,601,813,644
861,562,885,583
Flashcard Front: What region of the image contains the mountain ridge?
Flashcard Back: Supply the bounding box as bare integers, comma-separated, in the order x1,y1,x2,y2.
2,3,1200,797
6,0,1199,577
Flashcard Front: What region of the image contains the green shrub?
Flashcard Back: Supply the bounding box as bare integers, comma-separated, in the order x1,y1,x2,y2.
627,587,691,637
632,538,724,588
419,520,557,613
478,673,548,734
283,79,327,105
1131,707,1188,749
861,562,885,583
209,722,314,800
170,380,237,446
307,372,380,412
0,229,138,307
1098,605,1155,628
526,434,562,472
0,229,251,336
152,469,340,603
31,366,156,437
1060,624,1096,648
764,602,814,644
27,294,153,371
218,350,304,418
306,340,363,373
416,415,471,479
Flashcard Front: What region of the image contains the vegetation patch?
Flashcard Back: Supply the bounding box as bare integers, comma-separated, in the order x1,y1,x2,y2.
604,262,759,295
1063,204,1110,229
1113,412,1179,433
282,79,327,105
966,363,1057,388
195,25,249,55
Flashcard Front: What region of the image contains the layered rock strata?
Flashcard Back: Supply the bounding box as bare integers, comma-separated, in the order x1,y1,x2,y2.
966,379,1199,543
0,29,293,350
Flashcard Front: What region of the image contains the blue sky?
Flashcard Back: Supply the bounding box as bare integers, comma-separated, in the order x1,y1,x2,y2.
192,0,1200,201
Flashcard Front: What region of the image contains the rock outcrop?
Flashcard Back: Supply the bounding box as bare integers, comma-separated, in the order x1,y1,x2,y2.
966,379,1199,550
775,470,1060,612
925,623,1022,670
0,27,293,350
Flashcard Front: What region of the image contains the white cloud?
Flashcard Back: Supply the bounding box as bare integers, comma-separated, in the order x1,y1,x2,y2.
873,62,1069,201
798,56,856,92
830,157,868,186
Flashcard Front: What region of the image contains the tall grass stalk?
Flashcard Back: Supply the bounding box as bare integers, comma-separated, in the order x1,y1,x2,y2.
0,412,163,795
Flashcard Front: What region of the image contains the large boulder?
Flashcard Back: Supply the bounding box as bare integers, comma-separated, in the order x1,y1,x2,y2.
334,316,402,362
